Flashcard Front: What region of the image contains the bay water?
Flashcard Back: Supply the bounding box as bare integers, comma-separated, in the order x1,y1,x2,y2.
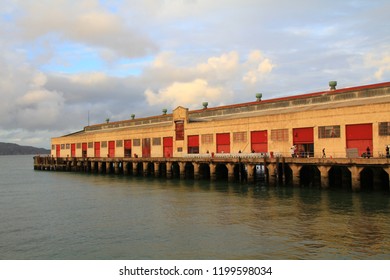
1,155,389,260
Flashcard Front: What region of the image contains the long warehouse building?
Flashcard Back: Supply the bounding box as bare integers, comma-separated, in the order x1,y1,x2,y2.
51,81,390,160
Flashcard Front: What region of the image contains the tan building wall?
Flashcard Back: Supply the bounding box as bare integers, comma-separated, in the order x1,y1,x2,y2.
51,82,390,159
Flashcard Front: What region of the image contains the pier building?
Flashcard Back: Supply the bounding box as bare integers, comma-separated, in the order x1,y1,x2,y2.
36,81,390,191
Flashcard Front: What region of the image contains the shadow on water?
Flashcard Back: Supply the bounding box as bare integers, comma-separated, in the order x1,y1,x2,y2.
327,189,355,214
357,192,390,215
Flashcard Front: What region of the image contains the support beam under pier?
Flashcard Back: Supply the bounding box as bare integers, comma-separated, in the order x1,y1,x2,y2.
348,166,363,191
319,165,331,188
290,164,301,187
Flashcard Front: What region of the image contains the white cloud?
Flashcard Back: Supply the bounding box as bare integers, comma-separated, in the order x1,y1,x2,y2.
196,51,240,80
145,79,228,109
364,52,390,80
15,72,64,129
144,50,274,108
69,72,109,85
151,52,176,69
243,50,275,84
30,72,47,88
243,59,274,84
16,0,157,58
15,89,63,127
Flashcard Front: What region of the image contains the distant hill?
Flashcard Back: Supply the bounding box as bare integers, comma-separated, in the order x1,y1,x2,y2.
0,142,50,155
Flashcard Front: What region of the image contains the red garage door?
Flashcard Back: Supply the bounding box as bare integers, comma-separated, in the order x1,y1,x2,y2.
108,141,115,158
293,127,313,143
71,144,76,157
163,137,173,158
56,145,61,157
82,142,87,157
293,127,314,157
251,130,268,153
188,135,199,154
142,138,151,158
346,124,372,157
216,133,230,153
94,142,100,157
124,140,132,157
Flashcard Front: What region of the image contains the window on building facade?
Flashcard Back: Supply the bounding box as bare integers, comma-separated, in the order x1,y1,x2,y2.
379,122,390,136
88,142,93,148
66,144,70,149
271,129,289,141
152,137,161,146
76,143,82,149
116,140,123,147
201,134,213,144
133,139,141,146
233,132,247,143
101,141,107,148
175,121,184,140
318,125,340,138
61,144,65,149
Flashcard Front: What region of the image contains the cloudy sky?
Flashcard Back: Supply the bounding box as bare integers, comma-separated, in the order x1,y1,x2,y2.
0,0,389,148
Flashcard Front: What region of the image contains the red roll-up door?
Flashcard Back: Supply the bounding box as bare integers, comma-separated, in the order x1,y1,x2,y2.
293,127,314,144
293,127,314,157
124,140,132,157
251,130,268,153
124,140,132,149
216,133,230,153
94,142,100,157
82,142,87,157
188,135,199,147
71,144,76,157
142,138,151,158
346,124,372,140
56,144,61,157
108,141,115,157
188,135,199,154
163,137,173,157
346,124,373,156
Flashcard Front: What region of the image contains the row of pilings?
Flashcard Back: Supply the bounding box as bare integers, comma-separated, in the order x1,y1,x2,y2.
33,156,390,192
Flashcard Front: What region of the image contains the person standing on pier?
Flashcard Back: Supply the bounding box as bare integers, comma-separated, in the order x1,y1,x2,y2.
290,146,296,158
322,148,326,158
386,145,389,158
366,146,371,158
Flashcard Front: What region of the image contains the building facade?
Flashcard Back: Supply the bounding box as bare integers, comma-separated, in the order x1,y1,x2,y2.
51,82,390,160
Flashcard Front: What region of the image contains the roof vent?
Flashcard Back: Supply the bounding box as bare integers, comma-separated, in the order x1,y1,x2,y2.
329,81,337,90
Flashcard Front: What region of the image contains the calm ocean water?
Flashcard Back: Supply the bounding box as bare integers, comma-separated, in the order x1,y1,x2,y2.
1,155,390,260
